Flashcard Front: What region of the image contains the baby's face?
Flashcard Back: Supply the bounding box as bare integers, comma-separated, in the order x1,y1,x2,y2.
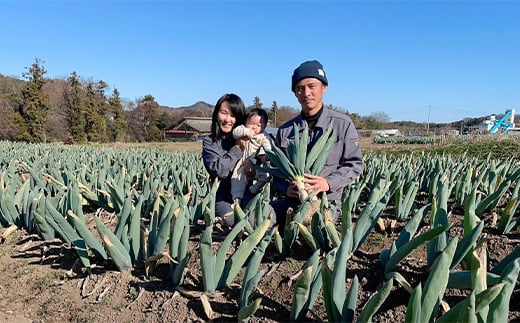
246,115,264,136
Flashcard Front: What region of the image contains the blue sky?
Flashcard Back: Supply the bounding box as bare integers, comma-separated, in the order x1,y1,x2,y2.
1,1,519,123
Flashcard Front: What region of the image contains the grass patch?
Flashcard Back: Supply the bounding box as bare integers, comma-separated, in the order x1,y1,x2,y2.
363,135,520,160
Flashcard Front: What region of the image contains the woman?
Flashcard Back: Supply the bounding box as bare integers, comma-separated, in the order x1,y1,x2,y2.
202,93,247,224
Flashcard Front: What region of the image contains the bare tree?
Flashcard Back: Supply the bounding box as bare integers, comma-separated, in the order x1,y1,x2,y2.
370,111,391,124
276,106,299,125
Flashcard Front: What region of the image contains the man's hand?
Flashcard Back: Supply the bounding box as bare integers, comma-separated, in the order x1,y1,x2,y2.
286,174,329,199
303,174,329,194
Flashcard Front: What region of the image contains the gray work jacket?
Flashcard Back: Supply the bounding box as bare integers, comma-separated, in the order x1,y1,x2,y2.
274,106,364,205
202,135,243,205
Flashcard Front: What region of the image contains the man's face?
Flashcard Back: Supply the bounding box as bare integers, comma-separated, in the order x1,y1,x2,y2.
293,78,327,116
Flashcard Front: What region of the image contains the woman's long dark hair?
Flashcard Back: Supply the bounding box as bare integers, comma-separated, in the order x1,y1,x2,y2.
210,93,247,140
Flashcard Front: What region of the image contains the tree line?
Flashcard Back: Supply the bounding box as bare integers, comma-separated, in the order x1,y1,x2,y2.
0,58,420,144
0,58,192,143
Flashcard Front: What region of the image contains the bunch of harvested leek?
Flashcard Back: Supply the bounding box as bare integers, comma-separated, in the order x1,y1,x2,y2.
253,122,335,225
257,122,335,203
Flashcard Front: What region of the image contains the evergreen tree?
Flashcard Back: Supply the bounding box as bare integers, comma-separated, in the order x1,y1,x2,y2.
84,81,108,142
107,88,127,142
62,71,87,143
253,96,263,109
268,100,279,127
9,58,50,142
142,95,161,142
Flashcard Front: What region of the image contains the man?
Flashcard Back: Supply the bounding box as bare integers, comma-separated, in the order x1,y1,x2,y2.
272,60,364,224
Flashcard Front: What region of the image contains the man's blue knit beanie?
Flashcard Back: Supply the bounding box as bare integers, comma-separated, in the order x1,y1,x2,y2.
291,60,328,91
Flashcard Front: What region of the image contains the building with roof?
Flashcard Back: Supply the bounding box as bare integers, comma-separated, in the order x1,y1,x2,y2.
164,117,212,141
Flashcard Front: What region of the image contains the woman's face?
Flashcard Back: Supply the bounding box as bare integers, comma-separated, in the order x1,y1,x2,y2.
217,101,236,134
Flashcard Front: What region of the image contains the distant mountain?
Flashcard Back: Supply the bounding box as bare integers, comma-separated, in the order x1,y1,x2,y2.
159,101,213,117
177,101,214,112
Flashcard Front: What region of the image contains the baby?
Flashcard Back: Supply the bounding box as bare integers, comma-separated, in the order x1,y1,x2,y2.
231,108,272,205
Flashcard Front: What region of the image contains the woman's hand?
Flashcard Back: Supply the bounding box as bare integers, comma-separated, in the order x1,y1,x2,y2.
236,137,248,151
286,181,300,199
244,160,255,178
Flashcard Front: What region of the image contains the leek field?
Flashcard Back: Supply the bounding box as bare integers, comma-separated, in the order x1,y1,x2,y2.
0,136,519,322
